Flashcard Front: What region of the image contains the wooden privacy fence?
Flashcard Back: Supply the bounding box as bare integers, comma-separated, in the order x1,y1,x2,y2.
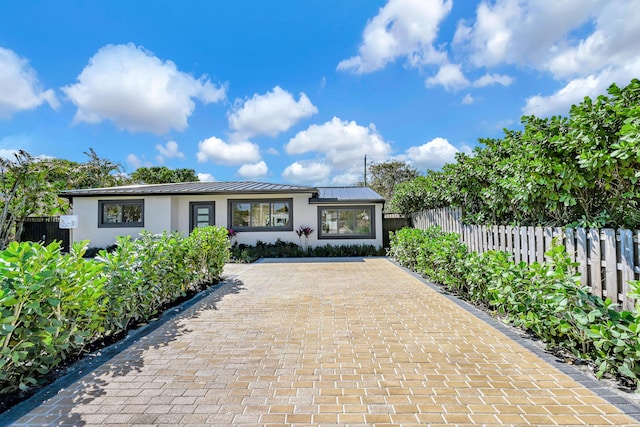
411,207,640,310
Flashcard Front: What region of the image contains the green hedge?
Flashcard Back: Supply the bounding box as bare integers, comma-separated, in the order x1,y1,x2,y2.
389,226,640,387
0,226,229,394
230,239,385,263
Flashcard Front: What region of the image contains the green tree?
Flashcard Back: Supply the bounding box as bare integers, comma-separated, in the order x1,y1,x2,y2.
390,79,640,228
79,148,129,189
130,166,199,184
365,160,418,211
0,151,65,248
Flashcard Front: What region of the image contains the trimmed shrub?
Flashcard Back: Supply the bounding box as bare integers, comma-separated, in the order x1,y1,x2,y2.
388,226,640,387
0,226,229,395
230,239,384,263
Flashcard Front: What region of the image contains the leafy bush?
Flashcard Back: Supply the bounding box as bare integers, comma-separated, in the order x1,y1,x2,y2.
230,239,384,263
389,226,640,387
0,241,106,392
0,226,229,395
391,79,640,229
185,226,230,284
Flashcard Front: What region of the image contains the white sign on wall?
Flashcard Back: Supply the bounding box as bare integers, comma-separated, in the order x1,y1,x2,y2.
59,215,79,229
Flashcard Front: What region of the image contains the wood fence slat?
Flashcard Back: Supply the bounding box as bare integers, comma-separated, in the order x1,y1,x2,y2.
480,225,487,254
492,225,499,251
554,227,564,244
513,226,521,263
576,228,588,287
620,229,634,311
505,225,512,254
603,229,618,304
544,227,553,262
589,229,603,299
526,227,534,264
521,227,528,263
565,228,576,263
636,231,640,278
535,227,544,263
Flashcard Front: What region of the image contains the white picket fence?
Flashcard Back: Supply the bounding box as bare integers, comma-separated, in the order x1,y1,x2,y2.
411,207,640,310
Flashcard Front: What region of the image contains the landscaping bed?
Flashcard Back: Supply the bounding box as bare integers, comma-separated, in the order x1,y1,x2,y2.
0,226,230,413
388,226,640,391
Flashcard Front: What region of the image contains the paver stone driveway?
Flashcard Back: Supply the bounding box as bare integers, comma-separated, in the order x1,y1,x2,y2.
4,258,640,426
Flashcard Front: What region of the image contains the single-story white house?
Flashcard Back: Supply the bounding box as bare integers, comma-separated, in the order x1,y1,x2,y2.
61,181,385,249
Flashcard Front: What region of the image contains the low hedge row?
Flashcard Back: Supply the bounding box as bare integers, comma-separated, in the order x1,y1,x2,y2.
389,226,640,388
230,239,385,263
0,226,229,394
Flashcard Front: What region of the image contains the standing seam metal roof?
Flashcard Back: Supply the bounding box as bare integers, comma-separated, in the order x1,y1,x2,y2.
60,181,385,202
61,181,317,197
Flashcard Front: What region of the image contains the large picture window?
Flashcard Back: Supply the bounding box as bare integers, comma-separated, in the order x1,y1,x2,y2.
98,200,144,227
318,206,375,239
228,199,293,231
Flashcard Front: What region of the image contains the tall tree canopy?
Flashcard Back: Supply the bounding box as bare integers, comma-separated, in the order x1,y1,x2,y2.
130,166,199,184
391,79,640,229
0,151,65,248
0,148,129,248
364,160,418,211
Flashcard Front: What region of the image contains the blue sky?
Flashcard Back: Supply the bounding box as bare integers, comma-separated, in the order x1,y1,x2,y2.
1,0,639,185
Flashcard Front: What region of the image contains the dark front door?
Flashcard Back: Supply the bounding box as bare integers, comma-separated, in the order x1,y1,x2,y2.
189,202,215,232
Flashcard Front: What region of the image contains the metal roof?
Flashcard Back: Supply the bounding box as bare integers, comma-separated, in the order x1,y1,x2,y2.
61,181,317,197
313,187,385,203
61,181,385,203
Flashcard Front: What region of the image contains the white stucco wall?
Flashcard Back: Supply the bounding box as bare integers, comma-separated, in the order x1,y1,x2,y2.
70,192,384,249
71,196,174,248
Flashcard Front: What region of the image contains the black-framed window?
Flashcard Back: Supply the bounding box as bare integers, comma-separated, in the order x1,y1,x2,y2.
98,199,144,228
228,199,293,231
318,206,375,239
190,202,215,232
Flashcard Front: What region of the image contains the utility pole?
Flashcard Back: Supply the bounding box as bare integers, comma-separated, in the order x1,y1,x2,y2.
363,154,367,186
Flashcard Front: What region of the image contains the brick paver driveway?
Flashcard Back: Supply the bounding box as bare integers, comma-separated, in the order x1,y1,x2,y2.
3,258,640,426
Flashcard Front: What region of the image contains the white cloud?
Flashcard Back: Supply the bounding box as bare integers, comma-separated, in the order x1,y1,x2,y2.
62,43,225,134
425,63,469,91
454,1,640,115
453,0,601,69
0,148,19,159
521,67,640,117
282,161,332,184
196,136,261,165
197,172,216,182
266,147,279,156
461,93,475,105
155,140,185,163
285,117,392,171
473,73,513,87
126,153,142,169
401,137,459,171
0,47,58,118
237,161,268,179
337,0,452,73
228,86,317,139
